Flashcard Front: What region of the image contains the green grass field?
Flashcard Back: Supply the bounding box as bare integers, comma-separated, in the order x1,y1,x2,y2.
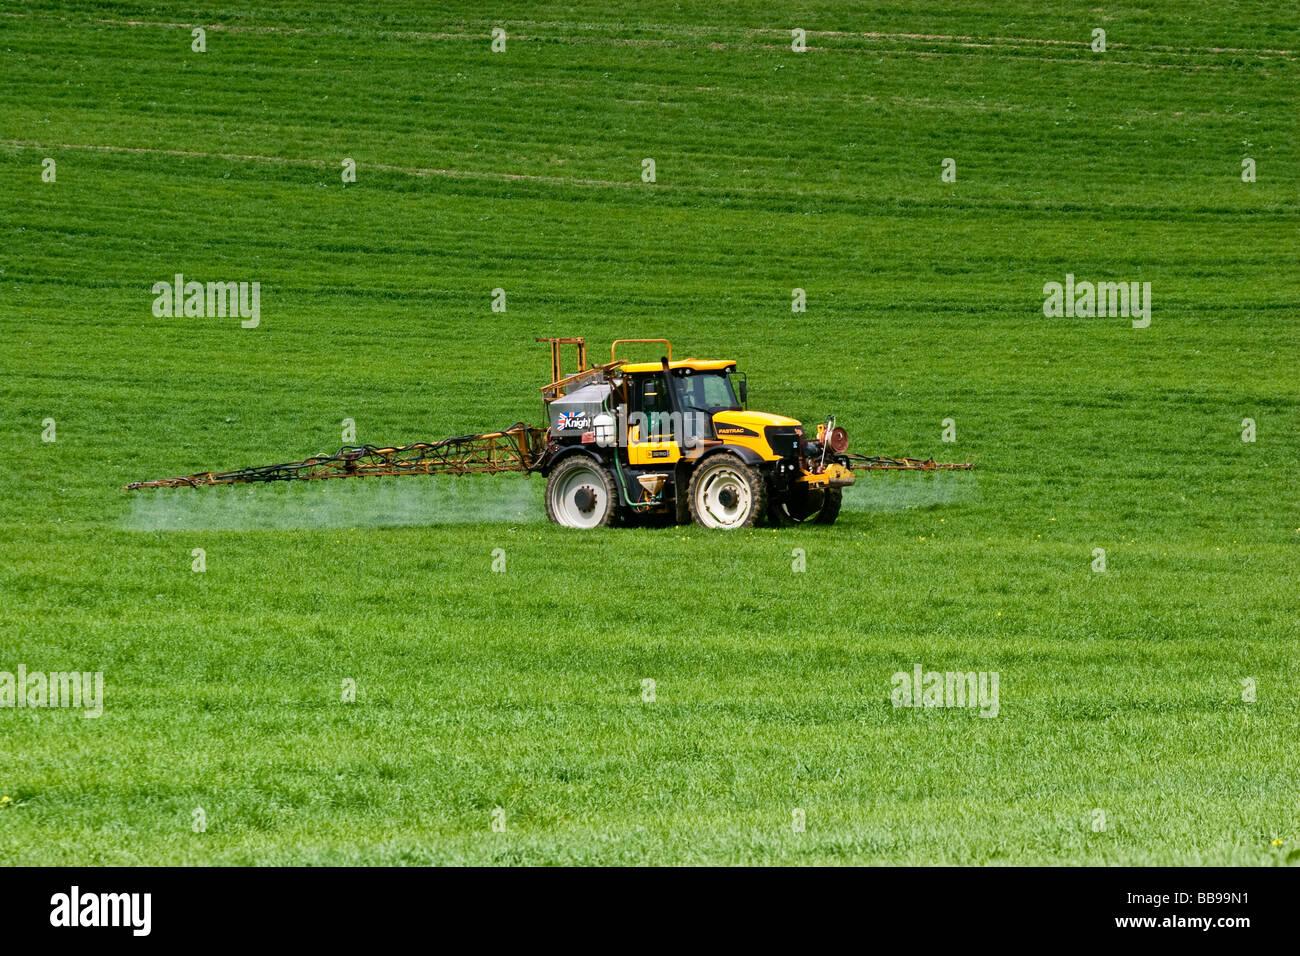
1,1,1297,865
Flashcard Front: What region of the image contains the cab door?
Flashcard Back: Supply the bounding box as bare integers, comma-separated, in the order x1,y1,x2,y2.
627,373,682,466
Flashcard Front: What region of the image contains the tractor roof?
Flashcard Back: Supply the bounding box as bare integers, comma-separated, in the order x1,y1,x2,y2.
620,358,735,374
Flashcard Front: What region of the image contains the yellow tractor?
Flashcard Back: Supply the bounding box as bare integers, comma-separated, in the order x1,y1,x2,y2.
537,338,855,529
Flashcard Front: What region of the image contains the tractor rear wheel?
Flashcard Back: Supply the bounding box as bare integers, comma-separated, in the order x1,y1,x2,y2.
687,453,765,530
545,456,618,529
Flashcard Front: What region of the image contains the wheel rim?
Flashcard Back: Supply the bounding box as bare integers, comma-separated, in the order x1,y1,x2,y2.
695,463,753,529
550,463,609,528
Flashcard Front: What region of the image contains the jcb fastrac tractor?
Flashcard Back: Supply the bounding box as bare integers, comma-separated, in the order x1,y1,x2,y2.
538,337,854,529
126,337,971,529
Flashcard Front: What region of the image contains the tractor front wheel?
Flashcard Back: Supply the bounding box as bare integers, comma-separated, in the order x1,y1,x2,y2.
545,456,619,528
769,485,843,525
687,453,765,530
814,488,843,524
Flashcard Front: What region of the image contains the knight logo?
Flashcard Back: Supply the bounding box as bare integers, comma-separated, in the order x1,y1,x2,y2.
556,411,590,431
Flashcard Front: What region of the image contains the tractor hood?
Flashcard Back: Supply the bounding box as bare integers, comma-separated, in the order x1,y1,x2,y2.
712,409,801,436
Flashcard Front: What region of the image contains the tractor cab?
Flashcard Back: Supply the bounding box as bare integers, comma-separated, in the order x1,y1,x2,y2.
618,358,739,456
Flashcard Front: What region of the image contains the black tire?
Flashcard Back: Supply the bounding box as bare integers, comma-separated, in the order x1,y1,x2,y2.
545,456,619,528
813,488,843,524
674,483,692,526
769,485,843,525
686,453,765,530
